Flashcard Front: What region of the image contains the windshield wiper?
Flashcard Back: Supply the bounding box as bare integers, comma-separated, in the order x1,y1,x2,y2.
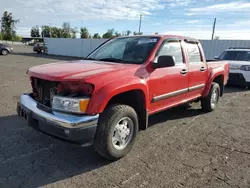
99,58,125,63
85,57,99,61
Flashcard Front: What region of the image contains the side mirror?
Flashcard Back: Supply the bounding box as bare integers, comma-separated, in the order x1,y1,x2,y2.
214,56,219,59
152,55,175,69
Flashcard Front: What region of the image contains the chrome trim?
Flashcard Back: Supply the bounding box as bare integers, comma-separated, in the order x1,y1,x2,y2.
188,84,205,92
19,94,99,128
152,88,188,102
152,84,205,102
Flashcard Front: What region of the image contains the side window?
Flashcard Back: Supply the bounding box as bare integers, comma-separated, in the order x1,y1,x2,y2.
157,41,183,64
186,43,202,63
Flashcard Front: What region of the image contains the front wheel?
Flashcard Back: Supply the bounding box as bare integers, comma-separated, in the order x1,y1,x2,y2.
1,49,9,55
94,104,138,161
201,82,220,112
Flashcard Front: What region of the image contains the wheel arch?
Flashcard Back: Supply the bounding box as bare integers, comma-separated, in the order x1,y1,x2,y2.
105,89,148,130
1,48,9,54
213,75,224,96
88,82,149,130
203,71,225,97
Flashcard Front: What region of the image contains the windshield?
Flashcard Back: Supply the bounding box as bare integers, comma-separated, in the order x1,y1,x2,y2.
219,51,250,61
86,36,160,64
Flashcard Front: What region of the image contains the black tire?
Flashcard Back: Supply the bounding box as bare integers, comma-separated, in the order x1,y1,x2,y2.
201,82,220,112
247,83,250,90
94,104,139,161
1,49,9,55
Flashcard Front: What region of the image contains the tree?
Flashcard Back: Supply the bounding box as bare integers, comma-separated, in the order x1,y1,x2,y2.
115,31,121,37
1,11,19,40
50,27,62,38
0,32,2,40
71,27,78,38
93,33,101,39
30,26,40,37
41,25,51,37
13,35,22,41
80,27,89,38
61,22,77,38
126,30,131,36
62,22,71,38
102,29,115,38
133,31,143,35
40,23,77,38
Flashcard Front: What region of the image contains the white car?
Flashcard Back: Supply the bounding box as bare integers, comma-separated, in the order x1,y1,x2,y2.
215,47,250,88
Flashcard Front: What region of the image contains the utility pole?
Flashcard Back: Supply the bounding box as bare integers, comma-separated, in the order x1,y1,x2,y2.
138,14,142,34
211,18,216,40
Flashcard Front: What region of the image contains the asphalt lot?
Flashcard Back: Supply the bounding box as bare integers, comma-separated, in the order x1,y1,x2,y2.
1,45,250,188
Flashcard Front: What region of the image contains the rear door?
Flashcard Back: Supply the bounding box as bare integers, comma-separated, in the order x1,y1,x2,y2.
185,42,208,98
148,39,189,114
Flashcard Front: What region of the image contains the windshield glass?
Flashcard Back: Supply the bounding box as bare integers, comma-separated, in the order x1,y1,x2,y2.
219,51,250,61
87,36,160,64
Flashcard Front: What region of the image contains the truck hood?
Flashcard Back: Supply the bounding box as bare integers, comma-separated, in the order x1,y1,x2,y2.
28,60,139,81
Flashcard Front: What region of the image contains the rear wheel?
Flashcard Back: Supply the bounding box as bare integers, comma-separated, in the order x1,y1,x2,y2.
201,82,220,112
1,49,9,55
246,83,250,89
94,104,138,161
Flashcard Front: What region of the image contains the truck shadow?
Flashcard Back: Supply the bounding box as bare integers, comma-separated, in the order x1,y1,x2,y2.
0,115,109,188
0,105,202,188
11,52,81,61
148,103,203,127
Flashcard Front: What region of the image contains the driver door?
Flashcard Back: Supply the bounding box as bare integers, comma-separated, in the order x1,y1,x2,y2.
148,40,189,114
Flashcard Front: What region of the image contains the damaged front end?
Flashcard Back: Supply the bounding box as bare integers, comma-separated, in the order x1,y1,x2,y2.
30,77,94,114
17,77,99,145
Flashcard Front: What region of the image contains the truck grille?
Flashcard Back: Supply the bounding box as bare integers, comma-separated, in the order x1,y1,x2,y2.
31,77,58,107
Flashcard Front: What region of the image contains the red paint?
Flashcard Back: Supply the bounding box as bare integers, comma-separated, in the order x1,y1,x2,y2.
27,35,229,115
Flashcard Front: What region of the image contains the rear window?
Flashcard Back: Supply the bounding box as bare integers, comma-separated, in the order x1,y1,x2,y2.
219,51,250,61
186,43,202,63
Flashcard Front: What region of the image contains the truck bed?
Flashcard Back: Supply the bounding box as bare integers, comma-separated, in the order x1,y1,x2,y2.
206,60,229,69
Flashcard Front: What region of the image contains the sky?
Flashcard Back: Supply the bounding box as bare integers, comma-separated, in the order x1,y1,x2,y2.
1,0,250,39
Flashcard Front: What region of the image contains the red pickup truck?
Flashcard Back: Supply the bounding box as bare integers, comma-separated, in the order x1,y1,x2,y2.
17,35,229,160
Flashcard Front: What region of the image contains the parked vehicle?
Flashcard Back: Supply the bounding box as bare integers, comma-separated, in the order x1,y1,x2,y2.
215,47,250,88
33,42,47,53
17,35,229,160
0,43,13,55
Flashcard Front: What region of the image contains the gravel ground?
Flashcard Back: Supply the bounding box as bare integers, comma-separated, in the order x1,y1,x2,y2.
1,45,250,188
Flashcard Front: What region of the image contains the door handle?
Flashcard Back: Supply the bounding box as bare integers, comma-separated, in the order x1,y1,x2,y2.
200,66,206,72
180,69,188,75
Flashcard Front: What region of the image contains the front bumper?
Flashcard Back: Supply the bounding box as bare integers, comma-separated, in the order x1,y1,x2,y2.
6,49,13,53
17,94,99,145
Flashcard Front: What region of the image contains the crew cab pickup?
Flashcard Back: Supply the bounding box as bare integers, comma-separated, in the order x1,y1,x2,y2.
17,35,229,160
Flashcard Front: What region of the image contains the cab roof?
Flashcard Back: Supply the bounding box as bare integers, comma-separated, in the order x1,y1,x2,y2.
117,34,199,43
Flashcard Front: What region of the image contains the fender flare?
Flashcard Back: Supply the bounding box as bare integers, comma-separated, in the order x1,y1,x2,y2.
202,67,225,97
87,77,149,114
